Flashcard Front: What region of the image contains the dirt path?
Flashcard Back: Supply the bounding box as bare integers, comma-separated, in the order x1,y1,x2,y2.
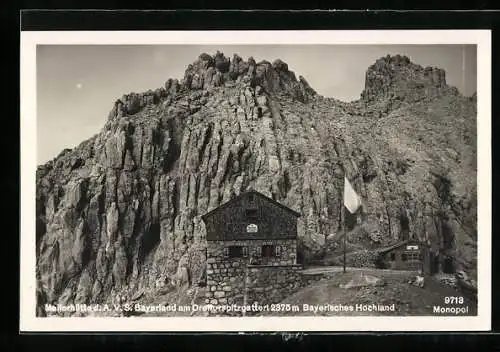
73,267,476,318
301,266,416,276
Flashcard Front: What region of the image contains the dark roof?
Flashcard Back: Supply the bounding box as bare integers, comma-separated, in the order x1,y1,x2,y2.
201,189,301,221
377,240,409,254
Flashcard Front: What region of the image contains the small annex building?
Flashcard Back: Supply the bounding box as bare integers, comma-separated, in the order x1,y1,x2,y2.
376,239,428,273
376,238,456,276
201,189,304,310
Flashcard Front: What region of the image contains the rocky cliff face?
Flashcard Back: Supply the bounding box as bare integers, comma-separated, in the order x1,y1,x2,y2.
36,52,477,307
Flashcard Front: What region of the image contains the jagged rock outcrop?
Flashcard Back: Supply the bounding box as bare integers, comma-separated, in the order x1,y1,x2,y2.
36,52,477,308
361,54,448,103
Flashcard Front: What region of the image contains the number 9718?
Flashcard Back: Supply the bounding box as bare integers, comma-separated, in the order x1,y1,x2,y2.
444,296,464,305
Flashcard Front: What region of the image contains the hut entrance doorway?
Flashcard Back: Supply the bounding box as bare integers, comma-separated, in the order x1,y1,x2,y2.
296,250,304,265
443,256,454,274
430,252,439,274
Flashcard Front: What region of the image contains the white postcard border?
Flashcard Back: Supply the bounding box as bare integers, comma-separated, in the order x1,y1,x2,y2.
20,29,492,332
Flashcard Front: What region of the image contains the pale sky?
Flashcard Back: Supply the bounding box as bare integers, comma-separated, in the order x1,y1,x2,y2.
37,45,477,164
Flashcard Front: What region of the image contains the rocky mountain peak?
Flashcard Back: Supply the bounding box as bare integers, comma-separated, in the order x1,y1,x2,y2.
106,51,317,122
361,54,448,103
181,51,317,101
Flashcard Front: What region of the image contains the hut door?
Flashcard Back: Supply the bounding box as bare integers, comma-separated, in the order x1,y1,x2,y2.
430,252,439,274
297,251,304,265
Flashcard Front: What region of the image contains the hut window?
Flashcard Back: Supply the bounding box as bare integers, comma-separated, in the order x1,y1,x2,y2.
242,246,249,258
227,246,244,258
248,194,255,203
401,253,407,262
407,252,420,261
275,245,281,257
255,246,262,256
262,245,275,257
390,253,396,261
233,223,242,233
246,209,258,220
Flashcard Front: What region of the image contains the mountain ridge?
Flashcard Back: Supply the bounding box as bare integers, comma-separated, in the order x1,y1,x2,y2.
35,51,477,309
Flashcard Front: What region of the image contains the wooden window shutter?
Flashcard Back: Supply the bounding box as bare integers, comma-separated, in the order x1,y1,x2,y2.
275,245,281,257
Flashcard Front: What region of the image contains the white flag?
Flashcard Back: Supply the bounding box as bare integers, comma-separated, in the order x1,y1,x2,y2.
344,176,362,214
